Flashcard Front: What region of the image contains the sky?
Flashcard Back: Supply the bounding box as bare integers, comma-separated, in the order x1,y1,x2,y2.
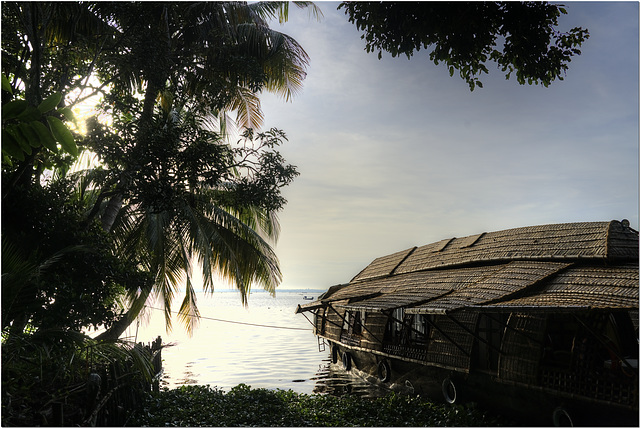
244,1,639,291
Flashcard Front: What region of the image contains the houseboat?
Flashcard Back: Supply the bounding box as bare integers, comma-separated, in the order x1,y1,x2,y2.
296,220,638,426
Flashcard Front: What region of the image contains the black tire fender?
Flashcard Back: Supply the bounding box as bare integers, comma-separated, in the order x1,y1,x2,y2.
552,406,573,427
442,377,457,404
342,351,352,371
331,345,339,364
377,360,391,383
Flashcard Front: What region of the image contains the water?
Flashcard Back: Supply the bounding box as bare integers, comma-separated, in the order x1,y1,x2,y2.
131,289,389,396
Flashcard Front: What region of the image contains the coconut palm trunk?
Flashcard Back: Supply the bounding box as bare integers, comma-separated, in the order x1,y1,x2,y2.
95,287,152,341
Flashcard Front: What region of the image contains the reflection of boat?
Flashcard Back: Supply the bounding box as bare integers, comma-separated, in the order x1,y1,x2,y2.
297,220,639,426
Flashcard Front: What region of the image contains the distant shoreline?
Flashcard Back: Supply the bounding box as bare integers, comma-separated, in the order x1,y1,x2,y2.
191,288,326,293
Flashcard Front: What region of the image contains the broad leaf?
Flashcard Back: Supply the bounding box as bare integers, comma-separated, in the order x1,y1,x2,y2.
5,125,32,154
18,122,41,147
47,116,77,156
16,106,42,122
57,106,76,123
31,120,58,152
38,92,63,113
1,130,25,160
2,100,28,120
1,73,12,94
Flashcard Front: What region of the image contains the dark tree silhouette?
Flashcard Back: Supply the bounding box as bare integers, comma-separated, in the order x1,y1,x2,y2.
339,1,589,90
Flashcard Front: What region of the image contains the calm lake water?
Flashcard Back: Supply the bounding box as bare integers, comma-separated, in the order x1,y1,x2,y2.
131,289,389,397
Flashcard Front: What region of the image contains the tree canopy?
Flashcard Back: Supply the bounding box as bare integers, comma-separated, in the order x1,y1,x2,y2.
2,2,315,423
339,1,589,90
1,1,317,339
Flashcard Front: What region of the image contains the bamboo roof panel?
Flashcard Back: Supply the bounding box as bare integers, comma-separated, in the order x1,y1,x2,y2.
351,247,415,282
406,261,570,314
336,266,502,311
392,221,637,275
323,276,396,302
315,221,638,314
478,263,639,311
607,221,640,258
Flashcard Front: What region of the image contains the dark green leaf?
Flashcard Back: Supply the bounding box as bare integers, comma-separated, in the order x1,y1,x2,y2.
2,100,28,120
6,125,32,155
16,106,42,122
1,73,12,94
18,122,42,147
31,120,58,152
1,130,25,160
38,92,63,113
47,116,77,156
57,106,76,122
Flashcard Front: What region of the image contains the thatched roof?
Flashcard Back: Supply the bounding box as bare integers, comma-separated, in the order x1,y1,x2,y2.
298,220,638,314
476,263,639,312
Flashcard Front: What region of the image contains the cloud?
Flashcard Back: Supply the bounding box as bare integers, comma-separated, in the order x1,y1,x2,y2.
259,3,638,290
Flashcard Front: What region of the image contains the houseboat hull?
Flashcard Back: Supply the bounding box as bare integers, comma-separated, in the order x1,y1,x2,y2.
327,339,638,427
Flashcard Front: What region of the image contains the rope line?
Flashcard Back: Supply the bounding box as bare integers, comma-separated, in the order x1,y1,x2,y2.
146,306,312,331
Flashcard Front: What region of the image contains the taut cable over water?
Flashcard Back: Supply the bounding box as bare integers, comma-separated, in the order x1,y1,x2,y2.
146,305,312,331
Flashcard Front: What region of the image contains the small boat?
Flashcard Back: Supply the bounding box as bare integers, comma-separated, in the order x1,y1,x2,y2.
303,296,314,300
296,220,638,426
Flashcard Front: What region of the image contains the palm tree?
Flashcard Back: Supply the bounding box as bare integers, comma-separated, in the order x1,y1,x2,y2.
91,0,317,231
4,1,316,339
91,99,297,340
85,2,317,339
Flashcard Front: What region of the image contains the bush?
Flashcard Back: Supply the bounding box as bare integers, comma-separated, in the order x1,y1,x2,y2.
1,332,157,427
132,384,510,427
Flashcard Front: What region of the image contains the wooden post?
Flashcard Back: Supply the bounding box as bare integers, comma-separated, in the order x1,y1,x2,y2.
151,336,162,392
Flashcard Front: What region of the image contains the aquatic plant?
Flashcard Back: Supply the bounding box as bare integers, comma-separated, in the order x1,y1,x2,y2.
132,383,511,427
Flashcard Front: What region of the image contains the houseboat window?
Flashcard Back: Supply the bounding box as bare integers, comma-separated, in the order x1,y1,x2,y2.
352,310,364,335
607,312,638,360
393,308,404,337
384,308,405,344
411,314,430,345
595,312,639,373
543,313,639,375
342,310,365,336
342,310,350,331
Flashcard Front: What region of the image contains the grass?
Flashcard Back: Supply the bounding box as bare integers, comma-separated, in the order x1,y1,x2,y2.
130,384,511,427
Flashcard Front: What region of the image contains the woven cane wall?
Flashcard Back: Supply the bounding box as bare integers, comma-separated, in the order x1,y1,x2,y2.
498,313,546,384
426,312,478,370
360,312,386,352
324,303,347,342
314,307,324,333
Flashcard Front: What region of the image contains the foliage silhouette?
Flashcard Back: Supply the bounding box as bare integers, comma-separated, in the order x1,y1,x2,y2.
339,1,589,90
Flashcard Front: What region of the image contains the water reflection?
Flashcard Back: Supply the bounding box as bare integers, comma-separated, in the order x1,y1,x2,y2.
310,357,402,398
143,291,413,398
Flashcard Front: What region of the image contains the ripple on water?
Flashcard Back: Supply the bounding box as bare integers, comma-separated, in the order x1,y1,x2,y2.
141,292,394,397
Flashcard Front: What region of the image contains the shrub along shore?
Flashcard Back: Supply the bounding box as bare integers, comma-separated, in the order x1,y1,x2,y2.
131,384,512,427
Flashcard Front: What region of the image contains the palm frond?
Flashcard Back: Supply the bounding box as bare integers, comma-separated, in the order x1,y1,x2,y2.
227,87,264,130
145,210,183,331
233,22,310,103
1,238,91,330
84,337,156,383
262,31,309,101
248,1,323,24
177,277,201,335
